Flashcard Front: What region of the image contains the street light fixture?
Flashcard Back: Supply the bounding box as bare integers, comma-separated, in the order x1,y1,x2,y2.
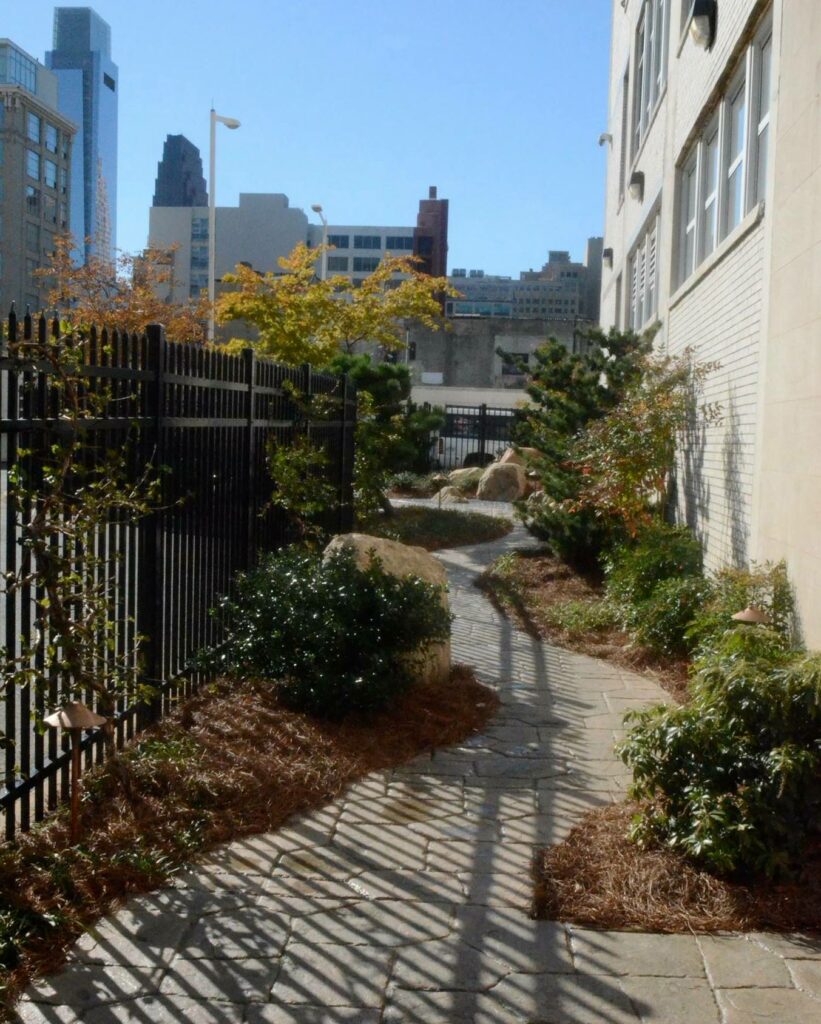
208,108,241,343
311,204,328,281
689,0,717,50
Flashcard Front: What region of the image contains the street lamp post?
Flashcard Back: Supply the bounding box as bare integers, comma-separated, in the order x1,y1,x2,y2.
311,204,328,281
208,108,241,343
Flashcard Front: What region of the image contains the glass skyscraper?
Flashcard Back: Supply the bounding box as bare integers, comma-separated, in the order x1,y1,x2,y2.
45,7,118,264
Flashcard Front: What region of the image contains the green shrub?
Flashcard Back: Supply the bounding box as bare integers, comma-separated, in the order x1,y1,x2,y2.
632,576,713,657
205,547,451,718
604,521,703,610
686,561,796,658
619,649,821,877
545,599,620,638
388,471,443,497
449,467,484,494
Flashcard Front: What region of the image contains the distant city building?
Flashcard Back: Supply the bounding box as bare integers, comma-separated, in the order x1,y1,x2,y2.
413,186,448,278
447,239,602,322
46,6,118,263
149,187,446,302
0,39,75,311
152,134,207,208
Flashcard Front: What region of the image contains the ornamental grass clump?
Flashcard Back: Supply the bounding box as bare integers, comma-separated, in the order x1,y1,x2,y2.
619,633,821,878
205,547,451,718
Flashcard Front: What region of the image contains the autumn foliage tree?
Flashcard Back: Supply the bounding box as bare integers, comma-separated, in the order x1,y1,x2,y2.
216,243,457,365
39,236,208,342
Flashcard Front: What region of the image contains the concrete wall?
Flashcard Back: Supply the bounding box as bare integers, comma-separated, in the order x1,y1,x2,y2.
754,0,821,644
407,317,580,389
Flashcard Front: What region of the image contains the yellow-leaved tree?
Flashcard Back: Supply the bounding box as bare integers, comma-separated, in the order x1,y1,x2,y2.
216,242,457,365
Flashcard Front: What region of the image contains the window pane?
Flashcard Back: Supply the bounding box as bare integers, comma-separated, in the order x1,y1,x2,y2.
756,125,769,203
26,185,40,212
27,149,40,180
729,83,746,160
44,159,57,189
45,124,58,152
702,129,719,256
27,111,40,143
727,165,744,230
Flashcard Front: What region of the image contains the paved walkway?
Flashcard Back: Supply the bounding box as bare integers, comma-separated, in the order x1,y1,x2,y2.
18,515,821,1022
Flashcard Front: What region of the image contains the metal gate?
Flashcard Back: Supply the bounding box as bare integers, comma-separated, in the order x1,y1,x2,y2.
432,404,519,470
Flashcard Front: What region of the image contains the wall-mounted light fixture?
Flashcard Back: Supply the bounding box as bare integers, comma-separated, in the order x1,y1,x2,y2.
689,0,717,50
628,171,645,201
602,247,614,267
598,132,613,147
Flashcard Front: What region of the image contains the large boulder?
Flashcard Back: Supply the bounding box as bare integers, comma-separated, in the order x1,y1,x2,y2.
323,533,450,685
438,486,469,505
477,462,527,501
499,446,542,468
448,466,483,492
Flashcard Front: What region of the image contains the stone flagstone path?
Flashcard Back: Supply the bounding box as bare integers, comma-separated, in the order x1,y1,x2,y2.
18,508,821,1022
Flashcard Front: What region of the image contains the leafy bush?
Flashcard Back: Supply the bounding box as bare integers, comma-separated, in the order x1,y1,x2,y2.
545,599,620,638
620,648,821,877
205,547,451,718
631,576,713,657
686,561,796,658
388,471,442,497
604,521,703,610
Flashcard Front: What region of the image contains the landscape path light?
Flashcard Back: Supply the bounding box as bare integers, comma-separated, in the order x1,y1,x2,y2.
44,701,107,844
731,606,771,625
208,108,242,343
311,204,328,281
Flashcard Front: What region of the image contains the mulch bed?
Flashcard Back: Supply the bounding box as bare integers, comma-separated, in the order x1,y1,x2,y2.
532,803,821,935
0,665,497,1016
478,550,690,703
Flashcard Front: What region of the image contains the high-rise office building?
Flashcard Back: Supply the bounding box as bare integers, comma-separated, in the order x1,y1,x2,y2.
0,39,75,310
45,7,117,263
153,134,207,208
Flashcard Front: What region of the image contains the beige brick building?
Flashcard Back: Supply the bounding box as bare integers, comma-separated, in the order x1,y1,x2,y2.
600,0,821,644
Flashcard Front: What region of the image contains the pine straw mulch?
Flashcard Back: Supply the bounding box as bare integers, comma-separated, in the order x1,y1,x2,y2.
0,665,497,1016
532,803,821,935
477,549,690,703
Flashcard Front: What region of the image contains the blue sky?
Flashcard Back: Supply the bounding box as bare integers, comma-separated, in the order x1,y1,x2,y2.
9,0,613,277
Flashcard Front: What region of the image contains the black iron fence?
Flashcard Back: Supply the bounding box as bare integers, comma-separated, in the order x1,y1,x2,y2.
0,311,356,839
431,404,521,470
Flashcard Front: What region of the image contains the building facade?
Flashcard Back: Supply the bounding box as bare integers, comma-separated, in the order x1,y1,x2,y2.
600,0,821,644
449,240,603,321
153,134,207,208
46,6,117,264
150,187,444,301
0,40,75,311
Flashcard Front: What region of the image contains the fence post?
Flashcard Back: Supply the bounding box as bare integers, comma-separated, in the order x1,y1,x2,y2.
478,403,488,463
243,347,256,568
337,373,350,533
137,324,166,727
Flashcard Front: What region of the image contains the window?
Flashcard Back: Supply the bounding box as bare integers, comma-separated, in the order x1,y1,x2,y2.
27,111,41,143
632,0,669,157
385,235,414,250
103,72,116,91
26,222,40,252
675,17,772,286
725,75,747,233
629,215,660,330
701,121,719,259
353,256,380,273
59,168,67,194
326,256,348,271
754,32,772,203
44,159,58,189
353,235,381,249
26,258,38,283
26,185,39,213
43,194,57,224
59,202,68,228
0,45,36,92
327,234,349,249
191,217,208,240
45,124,58,153
27,149,40,181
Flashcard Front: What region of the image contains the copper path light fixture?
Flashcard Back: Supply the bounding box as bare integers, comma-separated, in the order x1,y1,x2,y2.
44,702,108,844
